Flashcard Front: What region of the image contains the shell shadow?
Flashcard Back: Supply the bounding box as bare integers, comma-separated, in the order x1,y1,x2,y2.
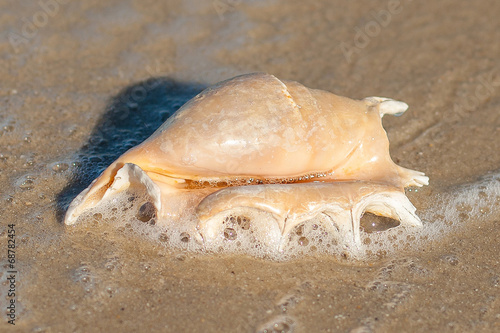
56,77,206,223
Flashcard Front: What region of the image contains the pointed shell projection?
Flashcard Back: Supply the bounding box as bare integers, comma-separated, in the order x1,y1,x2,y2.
65,73,428,256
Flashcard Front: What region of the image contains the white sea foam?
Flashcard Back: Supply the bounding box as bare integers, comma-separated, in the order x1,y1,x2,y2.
77,172,500,261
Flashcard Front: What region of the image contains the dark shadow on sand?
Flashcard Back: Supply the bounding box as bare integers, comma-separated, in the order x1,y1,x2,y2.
56,77,206,222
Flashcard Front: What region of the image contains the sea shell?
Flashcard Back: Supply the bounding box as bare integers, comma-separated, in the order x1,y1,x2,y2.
65,73,428,251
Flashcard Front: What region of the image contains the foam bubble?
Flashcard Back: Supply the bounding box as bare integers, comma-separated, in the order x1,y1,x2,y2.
50,162,70,173
135,202,157,224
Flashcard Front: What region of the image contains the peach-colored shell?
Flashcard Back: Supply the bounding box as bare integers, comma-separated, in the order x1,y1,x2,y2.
109,73,419,186
64,73,428,249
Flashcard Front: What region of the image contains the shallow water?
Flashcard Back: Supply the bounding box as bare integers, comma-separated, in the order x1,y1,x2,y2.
1,0,500,332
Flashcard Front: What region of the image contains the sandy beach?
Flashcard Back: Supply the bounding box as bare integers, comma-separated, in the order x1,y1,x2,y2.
1,0,499,332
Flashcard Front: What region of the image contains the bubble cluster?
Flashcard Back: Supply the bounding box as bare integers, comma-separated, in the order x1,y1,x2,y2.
72,263,96,293
16,175,36,190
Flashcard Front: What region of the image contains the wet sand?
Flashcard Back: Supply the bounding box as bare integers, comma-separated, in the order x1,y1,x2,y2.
1,0,499,332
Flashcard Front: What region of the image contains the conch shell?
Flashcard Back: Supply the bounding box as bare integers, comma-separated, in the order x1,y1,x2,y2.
65,73,428,250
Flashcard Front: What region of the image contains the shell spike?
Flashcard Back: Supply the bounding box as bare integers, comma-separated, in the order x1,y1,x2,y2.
64,162,123,225
64,163,161,225
363,96,409,117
